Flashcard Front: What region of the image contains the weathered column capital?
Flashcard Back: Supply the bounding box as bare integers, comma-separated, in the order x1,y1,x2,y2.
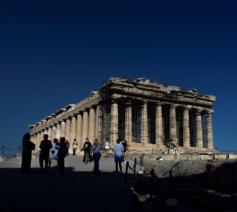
183,105,192,110
169,103,178,108
111,94,121,101
205,109,214,115
125,100,132,106
141,100,148,107
61,120,66,124
155,101,164,106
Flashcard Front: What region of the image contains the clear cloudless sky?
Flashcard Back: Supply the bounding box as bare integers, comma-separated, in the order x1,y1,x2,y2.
0,0,236,151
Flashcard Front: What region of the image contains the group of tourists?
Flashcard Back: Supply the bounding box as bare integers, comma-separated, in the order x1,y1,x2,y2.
21,133,69,175
21,132,128,175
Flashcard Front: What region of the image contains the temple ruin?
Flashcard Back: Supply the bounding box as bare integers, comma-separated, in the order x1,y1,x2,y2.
29,77,216,153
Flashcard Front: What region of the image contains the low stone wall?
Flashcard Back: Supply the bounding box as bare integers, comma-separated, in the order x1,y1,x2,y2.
143,159,237,178
126,152,237,178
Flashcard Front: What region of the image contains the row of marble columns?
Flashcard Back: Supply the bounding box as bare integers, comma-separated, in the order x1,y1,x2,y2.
110,100,214,149
32,100,214,151
32,104,102,151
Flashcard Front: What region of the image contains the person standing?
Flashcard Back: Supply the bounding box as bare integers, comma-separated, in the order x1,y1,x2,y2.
92,139,101,174
113,139,124,173
66,140,70,156
21,133,35,174
39,134,52,173
57,137,68,175
48,138,60,168
72,139,78,156
82,138,92,163
103,137,110,158
121,140,128,158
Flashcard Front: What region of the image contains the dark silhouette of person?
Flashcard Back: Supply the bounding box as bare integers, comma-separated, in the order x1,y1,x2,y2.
122,140,128,157
66,140,70,156
57,137,68,175
39,134,52,173
21,133,35,174
82,138,92,163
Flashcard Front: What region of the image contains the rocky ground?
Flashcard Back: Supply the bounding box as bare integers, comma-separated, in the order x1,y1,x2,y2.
135,156,237,211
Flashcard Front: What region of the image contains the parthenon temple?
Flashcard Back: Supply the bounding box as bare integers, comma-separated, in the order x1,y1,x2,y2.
29,77,216,153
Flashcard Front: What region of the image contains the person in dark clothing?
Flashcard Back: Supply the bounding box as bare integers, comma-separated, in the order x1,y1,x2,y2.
92,139,101,174
21,133,35,174
66,140,70,156
82,138,92,163
122,140,128,157
39,134,52,173
57,137,68,175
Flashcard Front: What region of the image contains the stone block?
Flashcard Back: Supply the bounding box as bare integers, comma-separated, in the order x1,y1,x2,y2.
200,155,212,160
216,154,228,160
228,154,237,160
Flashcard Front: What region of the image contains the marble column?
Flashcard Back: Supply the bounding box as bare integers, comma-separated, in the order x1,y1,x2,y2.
155,102,164,148
52,125,57,139
76,113,83,149
60,121,66,137
36,133,41,151
71,116,77,141
82,110,89,143
70,115,77,144
183,106,191,148
48,127,52,140
110,100,119,144
56,123,61,139
95,104,102,143
89,107,96,142
196,110,203,148
206,111,214,149
65,118,71,141
39,131,44,150
125,101,133,144
169,104,177,142
31,134,35,145
44,129,47,135
141,101,148,145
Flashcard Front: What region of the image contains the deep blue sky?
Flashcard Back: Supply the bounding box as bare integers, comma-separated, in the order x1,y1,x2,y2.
0,0,236,151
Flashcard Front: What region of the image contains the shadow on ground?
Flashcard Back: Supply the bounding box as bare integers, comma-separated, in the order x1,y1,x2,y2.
0,160,237,212
0,166,139,212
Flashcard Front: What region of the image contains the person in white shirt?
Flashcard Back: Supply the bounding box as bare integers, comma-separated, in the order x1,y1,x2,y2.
72,139,78,156
49,138,59,168
103,137,110,158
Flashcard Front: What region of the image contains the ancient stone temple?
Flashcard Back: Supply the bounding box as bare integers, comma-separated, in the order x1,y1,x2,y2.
29,77,216,153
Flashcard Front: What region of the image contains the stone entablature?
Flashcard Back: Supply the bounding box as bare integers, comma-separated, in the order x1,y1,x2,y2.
29,77,216,153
